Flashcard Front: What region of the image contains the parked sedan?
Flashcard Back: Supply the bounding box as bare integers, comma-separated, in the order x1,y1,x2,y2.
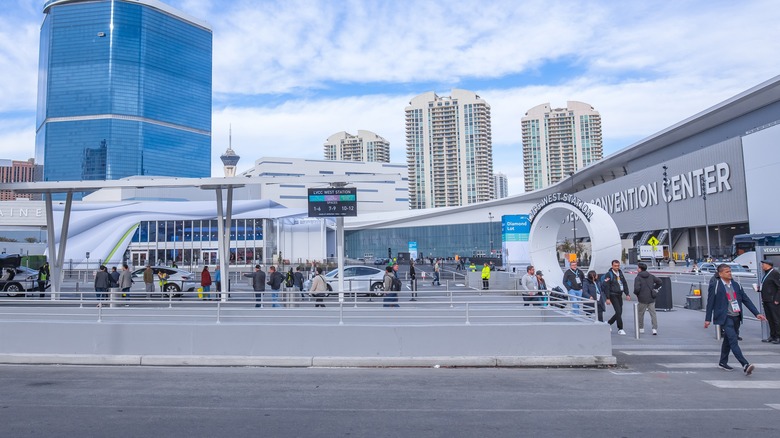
0,265,39,296
303,265,386,296
698,262,755,278
130,266,196,293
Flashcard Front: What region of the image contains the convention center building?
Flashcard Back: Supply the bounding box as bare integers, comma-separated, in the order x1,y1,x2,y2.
2,76,779,271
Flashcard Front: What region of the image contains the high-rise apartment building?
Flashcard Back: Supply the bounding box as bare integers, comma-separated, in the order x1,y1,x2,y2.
405,89,493,209
324,130,390,162
521,101,602,192
493,172,508,199
0,159,37,201
35,0,212,190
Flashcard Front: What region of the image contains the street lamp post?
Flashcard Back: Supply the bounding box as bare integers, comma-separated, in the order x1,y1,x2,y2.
700,175,711,260
662,166,673,264
488,212,494,256
570,172,577,259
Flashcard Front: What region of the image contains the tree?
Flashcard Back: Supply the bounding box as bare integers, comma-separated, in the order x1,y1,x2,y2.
24,237,38,243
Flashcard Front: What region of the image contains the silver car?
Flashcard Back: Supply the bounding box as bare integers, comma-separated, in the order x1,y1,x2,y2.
304,265,386,297
130,266,196,293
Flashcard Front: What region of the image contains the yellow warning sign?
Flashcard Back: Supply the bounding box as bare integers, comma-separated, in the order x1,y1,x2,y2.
647,236,660,246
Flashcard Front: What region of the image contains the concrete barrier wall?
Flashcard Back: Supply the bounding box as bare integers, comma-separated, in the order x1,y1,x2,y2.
0,318,614,366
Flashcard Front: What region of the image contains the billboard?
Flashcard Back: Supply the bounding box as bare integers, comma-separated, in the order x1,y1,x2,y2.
502,214,531,267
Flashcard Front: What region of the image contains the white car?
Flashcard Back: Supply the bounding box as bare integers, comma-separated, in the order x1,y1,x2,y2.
698,262,755,278
303,265,386,296
130,266,196,293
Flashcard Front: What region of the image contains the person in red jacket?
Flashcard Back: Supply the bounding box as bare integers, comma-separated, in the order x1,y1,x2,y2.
201,266,213,300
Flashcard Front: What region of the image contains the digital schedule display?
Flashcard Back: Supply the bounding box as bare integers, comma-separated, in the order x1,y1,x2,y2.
307,187,357,217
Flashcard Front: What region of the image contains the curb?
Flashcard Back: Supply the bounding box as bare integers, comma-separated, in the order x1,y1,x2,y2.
0,354,616,368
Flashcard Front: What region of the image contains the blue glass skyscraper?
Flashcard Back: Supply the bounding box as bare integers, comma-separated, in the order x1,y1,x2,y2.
36,0,212,188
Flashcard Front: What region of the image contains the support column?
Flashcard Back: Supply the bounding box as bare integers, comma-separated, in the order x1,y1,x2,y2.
215,189,228,301
45,192,72,297
336,216,344,302
223,186,234,299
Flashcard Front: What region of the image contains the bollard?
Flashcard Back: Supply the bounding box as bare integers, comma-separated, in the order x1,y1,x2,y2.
634,302,640,339
715,324,721,341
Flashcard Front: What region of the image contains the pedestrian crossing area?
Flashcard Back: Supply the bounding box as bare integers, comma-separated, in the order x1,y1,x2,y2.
616,348,780,393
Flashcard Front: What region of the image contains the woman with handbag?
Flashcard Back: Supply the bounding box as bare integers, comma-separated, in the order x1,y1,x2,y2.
633,262,663,335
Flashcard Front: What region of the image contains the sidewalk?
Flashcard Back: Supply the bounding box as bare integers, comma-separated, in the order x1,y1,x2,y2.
608,303,768,350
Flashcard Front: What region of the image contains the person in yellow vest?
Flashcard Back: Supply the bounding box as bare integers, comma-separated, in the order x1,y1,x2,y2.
469,262,476,271
158,270,168,291
481,263,491,290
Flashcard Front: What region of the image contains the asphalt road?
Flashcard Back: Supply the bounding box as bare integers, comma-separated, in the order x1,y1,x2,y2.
1,360,779,438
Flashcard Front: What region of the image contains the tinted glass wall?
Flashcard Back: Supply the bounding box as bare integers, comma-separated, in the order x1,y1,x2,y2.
345,223,501,260
35,0,212,190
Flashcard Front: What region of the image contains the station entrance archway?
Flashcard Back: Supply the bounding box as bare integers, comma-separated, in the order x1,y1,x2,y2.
528,195,621,289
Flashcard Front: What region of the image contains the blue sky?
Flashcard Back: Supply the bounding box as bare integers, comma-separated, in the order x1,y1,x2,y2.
1,0,779,195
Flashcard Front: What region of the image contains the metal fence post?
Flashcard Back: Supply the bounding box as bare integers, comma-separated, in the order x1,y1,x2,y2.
715,324,721,341
634,302,640,339
339,301,344,325
465,302,471,325
216,301,221,324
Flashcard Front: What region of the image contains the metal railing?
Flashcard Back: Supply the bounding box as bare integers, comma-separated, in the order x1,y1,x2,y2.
0,286,600,326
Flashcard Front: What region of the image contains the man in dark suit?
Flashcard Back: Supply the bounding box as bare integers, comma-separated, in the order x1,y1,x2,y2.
705,264,767,375
758,260,780,343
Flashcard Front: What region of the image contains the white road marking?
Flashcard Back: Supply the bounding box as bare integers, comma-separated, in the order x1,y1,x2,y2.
620,351,779,356
703,381,780,389
659,363,780,369
767,404,780,411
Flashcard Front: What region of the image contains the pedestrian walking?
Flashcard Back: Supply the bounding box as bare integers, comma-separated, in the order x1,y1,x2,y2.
521,265,538,305
409,259,417,301
309,266,328,307
603,260,630,334
563,260,586,314
383,265,400,307
251,264,265,307
37,262,49,297
109,266,120,289
536,271,548,306
584,270,605,321
266,265,283,307
118,263,132,295
758,260,780,344
705,263,767,375
214,265,221,293
433,259,441,286
143,265,154,293
200,266,212,299
633,262,662,335
294,266,306,300
94,265,110,302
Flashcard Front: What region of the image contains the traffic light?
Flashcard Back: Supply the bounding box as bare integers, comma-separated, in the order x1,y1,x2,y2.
388,247,392,259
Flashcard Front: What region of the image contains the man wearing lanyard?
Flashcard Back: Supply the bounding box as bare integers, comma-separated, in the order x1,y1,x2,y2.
705,264,767,374
562,260,585,314
758,260,780,344
604,260,630,334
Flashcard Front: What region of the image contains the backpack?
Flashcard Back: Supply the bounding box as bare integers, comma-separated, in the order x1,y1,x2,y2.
284,272,293,288
391,276,402,291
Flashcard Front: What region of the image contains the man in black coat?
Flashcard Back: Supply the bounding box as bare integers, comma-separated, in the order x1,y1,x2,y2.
604,259,631,334
758,260,780,344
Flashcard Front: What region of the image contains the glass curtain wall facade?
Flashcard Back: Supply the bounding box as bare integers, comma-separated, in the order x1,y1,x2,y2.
36,0,212,194
129,219,264,270
345,223,501,261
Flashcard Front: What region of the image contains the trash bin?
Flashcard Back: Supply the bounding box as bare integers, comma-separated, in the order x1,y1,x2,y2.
685,295,702,310
655,277,673,311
